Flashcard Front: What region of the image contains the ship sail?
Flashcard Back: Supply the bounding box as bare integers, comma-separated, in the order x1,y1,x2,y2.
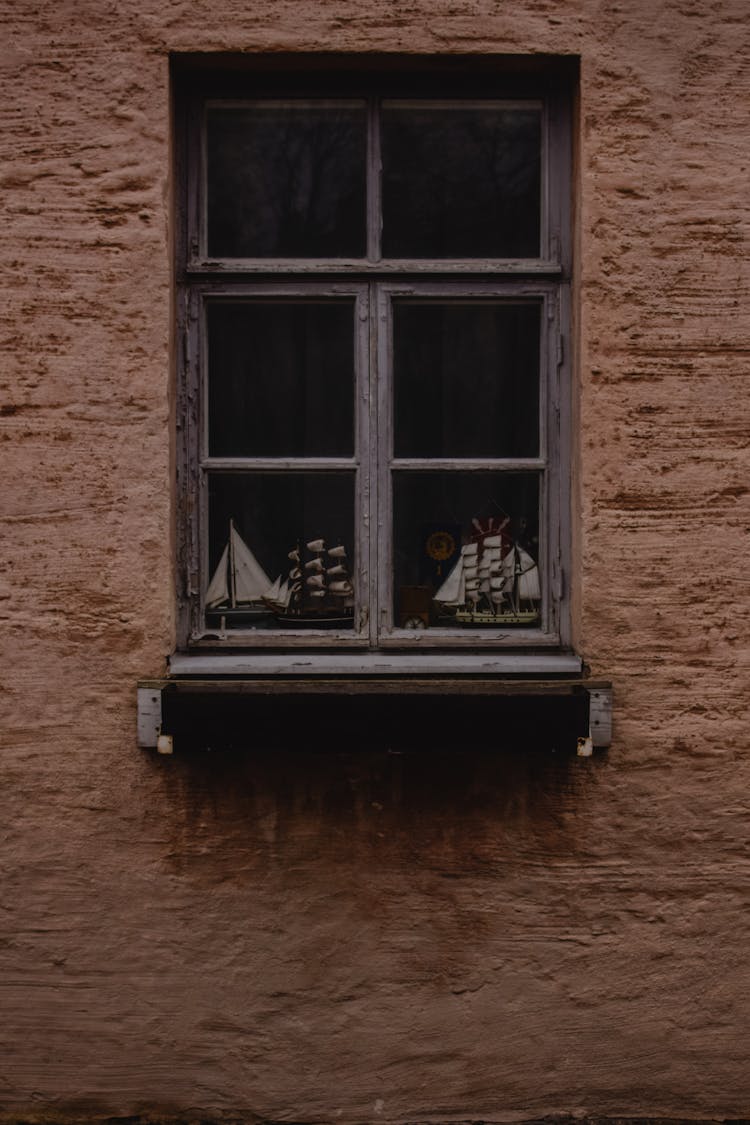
265,573,292,609
276,578,291,607
206,521,272,608
434,545,469,606
265,574,282,601
231,523,273,602
516,545,541,601
206,544,229,608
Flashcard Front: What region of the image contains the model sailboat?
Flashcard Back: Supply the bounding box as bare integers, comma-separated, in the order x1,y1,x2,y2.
271,538,354,627
205,520,275,620
434,532,540,626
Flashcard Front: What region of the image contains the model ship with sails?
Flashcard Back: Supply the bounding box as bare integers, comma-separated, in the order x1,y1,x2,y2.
207,522,354,629
207,514,539,630
265,538,354,627
433,518,541,627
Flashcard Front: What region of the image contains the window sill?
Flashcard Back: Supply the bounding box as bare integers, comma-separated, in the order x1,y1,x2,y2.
168,650,581,677
138,652,612,752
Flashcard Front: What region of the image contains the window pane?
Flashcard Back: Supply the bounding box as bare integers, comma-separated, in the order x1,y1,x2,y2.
208,301,355,458
206,103,367,258
206,472,356,630
382,103,541,258
392,472,540,629
393,301,540,458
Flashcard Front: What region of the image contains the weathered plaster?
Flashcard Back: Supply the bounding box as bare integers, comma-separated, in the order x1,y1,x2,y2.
1,0,750,1120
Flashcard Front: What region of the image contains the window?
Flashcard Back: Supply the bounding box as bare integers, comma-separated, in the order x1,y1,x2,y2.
175,59,574,664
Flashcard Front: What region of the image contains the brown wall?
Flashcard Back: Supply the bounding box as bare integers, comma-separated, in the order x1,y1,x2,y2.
2,0,750,1119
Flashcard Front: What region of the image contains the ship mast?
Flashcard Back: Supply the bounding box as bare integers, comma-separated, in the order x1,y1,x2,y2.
229,518,236,608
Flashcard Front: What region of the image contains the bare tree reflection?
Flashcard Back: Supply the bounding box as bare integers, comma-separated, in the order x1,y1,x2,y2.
207,104,367,258
382,106,541,258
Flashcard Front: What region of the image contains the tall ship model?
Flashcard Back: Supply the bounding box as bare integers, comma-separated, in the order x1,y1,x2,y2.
433,528,540,626
265,538,355,628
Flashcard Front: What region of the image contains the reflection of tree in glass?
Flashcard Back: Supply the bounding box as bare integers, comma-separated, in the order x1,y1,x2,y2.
382,107,540,258
207,106,367,257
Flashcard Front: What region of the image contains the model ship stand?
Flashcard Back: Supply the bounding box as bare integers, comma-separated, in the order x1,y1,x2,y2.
433,532,541,627
267,538,355,629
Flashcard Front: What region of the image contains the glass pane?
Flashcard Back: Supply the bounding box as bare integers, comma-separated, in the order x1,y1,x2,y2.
393,301,540,458
208,301,355,458
206,472,356,630
382,103,541,258
206,102,367,258
392,472,540,629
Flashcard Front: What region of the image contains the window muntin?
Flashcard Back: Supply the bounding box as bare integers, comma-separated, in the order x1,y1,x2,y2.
179,84,570,652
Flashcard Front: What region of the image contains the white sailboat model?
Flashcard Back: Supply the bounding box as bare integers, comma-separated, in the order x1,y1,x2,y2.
206,519,274,619
434,532,540,626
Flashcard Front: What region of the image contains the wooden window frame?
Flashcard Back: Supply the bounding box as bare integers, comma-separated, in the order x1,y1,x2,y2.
174,60,575,666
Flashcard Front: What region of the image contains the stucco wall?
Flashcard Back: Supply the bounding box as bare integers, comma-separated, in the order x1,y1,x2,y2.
2,0,750,1120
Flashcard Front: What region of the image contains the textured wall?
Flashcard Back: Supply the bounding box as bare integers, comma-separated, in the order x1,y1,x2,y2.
2,0,750,1120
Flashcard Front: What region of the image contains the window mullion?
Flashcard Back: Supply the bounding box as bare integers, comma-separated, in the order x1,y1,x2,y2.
356,281,374,640
374,280,391,639
367,96,381,263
